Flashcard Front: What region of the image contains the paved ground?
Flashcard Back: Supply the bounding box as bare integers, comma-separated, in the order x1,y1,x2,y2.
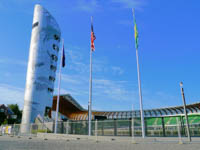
0,135,200,150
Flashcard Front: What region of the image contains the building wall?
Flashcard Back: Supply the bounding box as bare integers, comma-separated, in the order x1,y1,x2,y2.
21,4,61,133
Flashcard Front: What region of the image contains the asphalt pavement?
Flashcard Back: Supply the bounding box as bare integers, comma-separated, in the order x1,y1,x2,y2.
0,135,200,150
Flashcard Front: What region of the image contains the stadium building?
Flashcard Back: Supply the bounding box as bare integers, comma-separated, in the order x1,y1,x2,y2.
51,94,200,129
51,94,200,120
45,95,200,136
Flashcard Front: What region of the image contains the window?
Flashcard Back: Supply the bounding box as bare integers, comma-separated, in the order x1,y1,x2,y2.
51,54,58,61
54,34,60,41
32,22,39,29
49,76,55,82
48,88,53,93
11,115,17,119
53,44,59,52
50,65,56,72
44,107,51,117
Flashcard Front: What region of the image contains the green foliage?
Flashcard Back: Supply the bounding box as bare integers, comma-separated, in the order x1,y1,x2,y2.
2,119,8,125
31,129,52,134
0,112,6,125
7,104,22,124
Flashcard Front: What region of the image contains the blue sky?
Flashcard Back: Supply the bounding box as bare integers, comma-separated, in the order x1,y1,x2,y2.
0,0,200,111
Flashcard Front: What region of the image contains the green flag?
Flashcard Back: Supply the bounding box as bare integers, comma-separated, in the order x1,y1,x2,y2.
133,9,139,49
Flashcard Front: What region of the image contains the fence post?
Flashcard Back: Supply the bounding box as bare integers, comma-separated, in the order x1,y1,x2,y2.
71,121,74,134
131,118,136,143
29,123,32,138
66,121,69,134
52,120,55,133
114,119,117,136
176,117,183,144
101,121,104,136
129,118,132,136
95,119,98,142
45,123,47,133
145,118,148,136
61,121,64,134
13,124,15,136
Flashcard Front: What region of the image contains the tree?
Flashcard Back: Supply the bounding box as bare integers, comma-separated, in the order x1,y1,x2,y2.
0,112,6,125
7,104,22,124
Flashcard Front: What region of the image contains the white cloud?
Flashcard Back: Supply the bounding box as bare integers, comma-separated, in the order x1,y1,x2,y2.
61,74,83,85
93,79,137,102
73,0,145,12
140,89,182,110
66,47,124,75
0,0,146,15
54,0,145,14
67,48,83,62
58,44,130,109
111,0,145,9
75,0,100,13
0,58,27,67
66,49,89,73
0,84,24,109
0,0,37,14
54,73,89,97
71,61,89,73
111,66,124,75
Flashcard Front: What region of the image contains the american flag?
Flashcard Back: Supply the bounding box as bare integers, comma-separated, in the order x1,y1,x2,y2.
91,18,96,51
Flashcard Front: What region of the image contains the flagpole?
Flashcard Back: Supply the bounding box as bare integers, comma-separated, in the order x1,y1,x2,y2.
136,47,145,138
132,8,145,138
54,39,64,134
132,104,135,142
88,46,92,136
88,16,93,136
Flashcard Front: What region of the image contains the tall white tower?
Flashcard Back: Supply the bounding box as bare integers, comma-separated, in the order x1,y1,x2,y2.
21,4,61,133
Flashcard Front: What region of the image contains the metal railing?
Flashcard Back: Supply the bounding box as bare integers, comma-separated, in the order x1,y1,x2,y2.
1,118,200,137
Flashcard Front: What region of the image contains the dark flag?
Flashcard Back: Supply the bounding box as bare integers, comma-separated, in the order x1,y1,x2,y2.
91,18,96,51
62,44,65,67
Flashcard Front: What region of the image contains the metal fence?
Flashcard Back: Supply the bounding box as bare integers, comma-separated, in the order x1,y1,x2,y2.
1,118,200,137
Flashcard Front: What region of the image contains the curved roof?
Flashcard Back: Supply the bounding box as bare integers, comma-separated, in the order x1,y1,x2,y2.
51,94,200,120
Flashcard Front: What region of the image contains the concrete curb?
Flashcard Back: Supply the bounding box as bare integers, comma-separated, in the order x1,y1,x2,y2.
37,133,195,144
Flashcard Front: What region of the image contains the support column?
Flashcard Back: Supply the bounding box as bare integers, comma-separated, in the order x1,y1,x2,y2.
161,117,166,137
180,116,185,136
